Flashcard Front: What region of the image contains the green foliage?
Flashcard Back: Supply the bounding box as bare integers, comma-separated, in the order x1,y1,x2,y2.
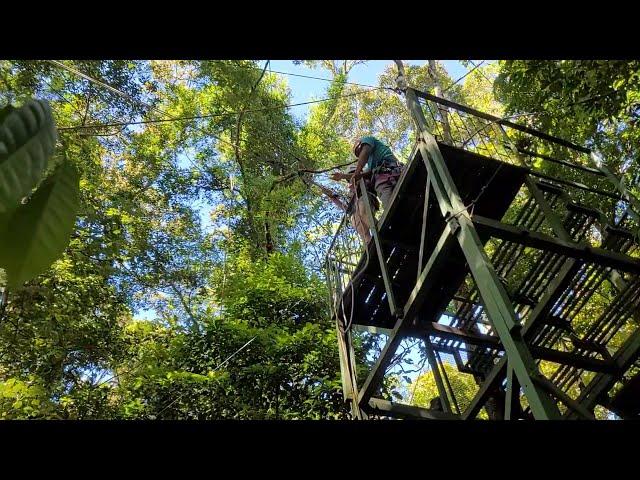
460,62,503,116
0,377,56,419
108,246,347,419
495,60,640,184
410,363,487,418
216,244,326,328
0,60,352,420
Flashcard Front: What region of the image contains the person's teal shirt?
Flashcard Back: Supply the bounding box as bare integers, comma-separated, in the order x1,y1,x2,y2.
359,136,395,171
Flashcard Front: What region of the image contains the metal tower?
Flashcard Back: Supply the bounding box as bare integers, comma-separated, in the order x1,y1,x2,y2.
326,63,640,420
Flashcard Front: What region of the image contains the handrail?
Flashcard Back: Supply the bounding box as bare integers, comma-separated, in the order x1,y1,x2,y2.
412,88,592,154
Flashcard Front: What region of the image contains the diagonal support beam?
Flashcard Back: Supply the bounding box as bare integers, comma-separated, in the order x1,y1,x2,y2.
404,227,458,322
532,375,596,420
359,178,400,317
525,176,573,242
462,258,581,419
423,336,452,413
461,183,628,417
357,228,455,407
402,84,561,419
505,364,521,420
417,176,431,280
463,356,507,420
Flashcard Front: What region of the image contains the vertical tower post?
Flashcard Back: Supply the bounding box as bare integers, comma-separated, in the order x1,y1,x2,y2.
393,59,561,419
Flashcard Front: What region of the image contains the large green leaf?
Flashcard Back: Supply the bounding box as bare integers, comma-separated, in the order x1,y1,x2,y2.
0,100,57,213
0,159,79,287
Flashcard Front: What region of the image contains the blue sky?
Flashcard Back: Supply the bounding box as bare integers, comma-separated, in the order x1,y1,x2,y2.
268,60,470,121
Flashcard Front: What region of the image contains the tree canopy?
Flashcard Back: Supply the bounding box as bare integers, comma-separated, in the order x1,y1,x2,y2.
0,59,637,420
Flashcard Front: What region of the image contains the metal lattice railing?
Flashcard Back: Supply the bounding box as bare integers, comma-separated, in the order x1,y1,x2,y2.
325,205,368,328
415,90,639,234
